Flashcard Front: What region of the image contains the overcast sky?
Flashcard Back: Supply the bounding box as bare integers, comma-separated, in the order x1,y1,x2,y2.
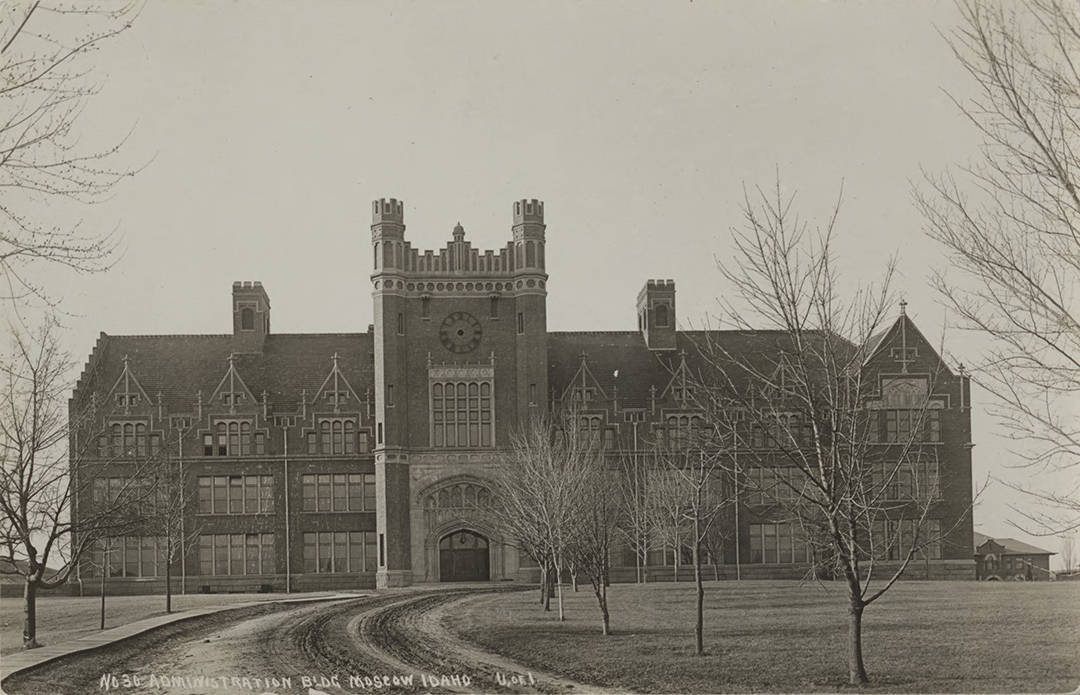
19,1,1070,565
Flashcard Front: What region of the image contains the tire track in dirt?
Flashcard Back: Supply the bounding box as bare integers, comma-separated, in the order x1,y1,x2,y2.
3,587,602,695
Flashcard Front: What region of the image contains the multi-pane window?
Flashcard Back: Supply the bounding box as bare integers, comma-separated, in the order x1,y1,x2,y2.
431,381,493,448
197,475,274,514
666,415,702,451
749,414,811,449
746,467,803,506
301,473,375,512
870,519,941,560
99,423,161,458
198,534,275,576
869,409,941,443
307,419,367,455
203,420,261,456
868,460,940,500
302,531,377,573
748,523,810,564
580,416,604,447
92,477,153,510
84,536,166,578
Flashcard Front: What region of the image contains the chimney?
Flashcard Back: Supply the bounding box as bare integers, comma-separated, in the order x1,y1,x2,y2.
232,281,270,353
637,279,676,351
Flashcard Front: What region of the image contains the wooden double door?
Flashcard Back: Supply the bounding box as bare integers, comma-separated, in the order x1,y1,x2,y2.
439,530,490,582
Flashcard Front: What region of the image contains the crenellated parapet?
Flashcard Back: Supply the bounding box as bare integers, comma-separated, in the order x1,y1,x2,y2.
371,198,547,288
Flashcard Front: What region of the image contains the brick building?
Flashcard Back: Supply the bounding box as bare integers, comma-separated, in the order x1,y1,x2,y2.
69,198,976,593
973,532,1054,581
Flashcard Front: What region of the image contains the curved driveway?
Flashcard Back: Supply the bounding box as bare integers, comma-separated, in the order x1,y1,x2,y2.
3,587,604,695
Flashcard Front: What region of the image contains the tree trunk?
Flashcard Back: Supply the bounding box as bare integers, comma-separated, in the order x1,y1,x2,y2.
847,602,869,685
539,565,547,607
694,519,704,656
552,557,565,621
594,579,611,635
100,556,107,630
712,560,719,581
22,579,39,649
165,553,172,614
571,569,578,592
544,564,553,612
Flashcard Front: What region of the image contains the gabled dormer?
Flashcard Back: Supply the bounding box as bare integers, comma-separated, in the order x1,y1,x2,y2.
862,301,953,379
660,350,697,407
209,353,257,415
313,352,362,417
104,355,152,416
560,351,610,408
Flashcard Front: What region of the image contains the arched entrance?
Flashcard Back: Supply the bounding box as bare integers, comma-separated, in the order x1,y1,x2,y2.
439,530,489,582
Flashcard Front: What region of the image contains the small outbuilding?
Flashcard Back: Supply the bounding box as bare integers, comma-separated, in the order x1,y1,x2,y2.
973,531,1055,581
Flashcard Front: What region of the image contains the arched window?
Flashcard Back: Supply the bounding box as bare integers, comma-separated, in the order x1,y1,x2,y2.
217,422,227,456
240,421,251,455
111,424,122,457
655,304,669,327
135,423,147,457
344,420,356,454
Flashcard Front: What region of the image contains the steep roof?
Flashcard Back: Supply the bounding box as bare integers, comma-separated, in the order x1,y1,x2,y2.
974,532,1055,556
72,332,375,417
546,330,835,411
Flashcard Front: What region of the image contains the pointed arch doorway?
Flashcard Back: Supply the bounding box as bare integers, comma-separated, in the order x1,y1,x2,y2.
439,530,490,582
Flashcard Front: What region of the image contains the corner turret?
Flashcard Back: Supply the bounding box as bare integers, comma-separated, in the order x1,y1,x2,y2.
372,198,406,271
512,198,545,272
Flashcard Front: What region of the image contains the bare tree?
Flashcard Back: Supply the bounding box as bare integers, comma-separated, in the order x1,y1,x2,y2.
1062,532,1076,573
143,441,200,614
0,315,150,648
696,177,961,684
490,412,593,622
655,430,736,656
0,1,140,305
565,439,617,635
916,0,1079,533
615,447,652,583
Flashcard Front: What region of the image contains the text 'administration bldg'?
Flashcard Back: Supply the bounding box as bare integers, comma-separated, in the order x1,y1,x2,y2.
70,198,975,592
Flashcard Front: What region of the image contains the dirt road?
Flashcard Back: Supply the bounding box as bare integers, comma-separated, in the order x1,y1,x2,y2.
2,587,600,695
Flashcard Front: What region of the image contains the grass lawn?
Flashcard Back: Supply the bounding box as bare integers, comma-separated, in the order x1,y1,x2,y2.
449,580,1080,693
0,590,352,656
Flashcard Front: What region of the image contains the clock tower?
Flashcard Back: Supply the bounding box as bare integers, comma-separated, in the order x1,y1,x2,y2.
370,198,549,587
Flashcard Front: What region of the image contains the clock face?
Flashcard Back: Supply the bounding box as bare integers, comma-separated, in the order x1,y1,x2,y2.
439,312,482,354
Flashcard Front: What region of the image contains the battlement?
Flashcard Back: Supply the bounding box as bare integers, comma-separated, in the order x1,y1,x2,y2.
232,281,264,291
513,199,544,225
637,279,675,302
372,198,405,224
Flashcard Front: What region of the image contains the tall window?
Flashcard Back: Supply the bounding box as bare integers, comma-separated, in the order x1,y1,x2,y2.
870,518,941,560
869,409,941,443
197,475,274,514
431,381,494,448
204,420,257,456
746,467,802,506
302,531,376,573
749,523,810,564
301,473,375,512
666,415,702,451
869,460,940,501
240,307,255,330
654,303,669,327
198,534,275,575
101,422,158,458
84,536,165,578
311,418,364,455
